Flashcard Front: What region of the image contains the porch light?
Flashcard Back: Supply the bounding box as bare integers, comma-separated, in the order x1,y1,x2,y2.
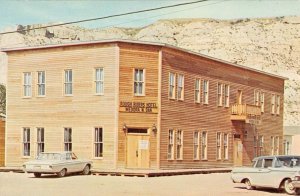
152,124,157,133
122,123,128,132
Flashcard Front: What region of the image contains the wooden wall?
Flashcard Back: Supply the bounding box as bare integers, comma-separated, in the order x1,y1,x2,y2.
6,44,119,169
159,47,284,169
118,43,159,169
0,118,4,166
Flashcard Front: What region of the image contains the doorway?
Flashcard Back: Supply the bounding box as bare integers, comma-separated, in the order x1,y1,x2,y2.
126,129,150,169
233,135,243,166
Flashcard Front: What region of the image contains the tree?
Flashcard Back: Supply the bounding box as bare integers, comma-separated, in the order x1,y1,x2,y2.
0,84,6,114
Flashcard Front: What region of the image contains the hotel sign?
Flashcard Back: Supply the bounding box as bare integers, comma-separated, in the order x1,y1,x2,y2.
119,101,158,113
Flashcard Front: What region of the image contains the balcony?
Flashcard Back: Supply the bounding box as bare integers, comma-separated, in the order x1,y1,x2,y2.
231,104,261,121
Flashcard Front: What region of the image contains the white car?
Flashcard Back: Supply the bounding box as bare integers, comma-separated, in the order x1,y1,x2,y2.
23,152,92,178
231,155,300,195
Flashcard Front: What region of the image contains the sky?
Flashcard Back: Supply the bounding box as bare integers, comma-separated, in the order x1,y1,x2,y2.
0,0,300,31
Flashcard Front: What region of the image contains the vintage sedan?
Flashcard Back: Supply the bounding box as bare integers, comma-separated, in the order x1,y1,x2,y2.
23,152,92,177
231,155,300,195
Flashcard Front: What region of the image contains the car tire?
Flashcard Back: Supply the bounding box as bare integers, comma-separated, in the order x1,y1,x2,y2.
82,165,90,175
245,179,255,190
283,178,296,195
33,173,41,178
57,168,67,178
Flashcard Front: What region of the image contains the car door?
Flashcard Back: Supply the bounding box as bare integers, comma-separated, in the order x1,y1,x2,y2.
250,158,264,186
258,158,274,187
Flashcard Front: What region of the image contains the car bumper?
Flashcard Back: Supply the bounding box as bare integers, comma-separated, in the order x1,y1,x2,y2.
292,181,300,188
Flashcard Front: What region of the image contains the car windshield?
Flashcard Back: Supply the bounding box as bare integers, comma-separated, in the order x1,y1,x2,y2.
37,153,62,160
276,157,300,168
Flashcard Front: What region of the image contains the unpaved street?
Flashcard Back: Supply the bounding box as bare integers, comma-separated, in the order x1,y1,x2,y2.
0,172,286,196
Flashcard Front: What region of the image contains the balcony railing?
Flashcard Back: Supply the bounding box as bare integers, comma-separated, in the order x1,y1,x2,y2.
231,104,261,121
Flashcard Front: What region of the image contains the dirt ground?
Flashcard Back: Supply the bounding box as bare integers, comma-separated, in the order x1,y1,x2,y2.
0,172,287,196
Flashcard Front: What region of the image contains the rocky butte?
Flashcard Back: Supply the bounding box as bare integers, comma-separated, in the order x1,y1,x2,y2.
0,16,299,126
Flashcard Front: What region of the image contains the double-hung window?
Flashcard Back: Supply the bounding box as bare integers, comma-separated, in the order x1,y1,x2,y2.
258,135,264,156
169,73,176,99
271,94,275,114
95,68,104,95
224,84,230,107
216,132,222,159
37,128,44,155
201,131,207,160
23,72,32,97
194,79,200,103
37,71,45,96
223,133,228,160
94,127,103,158
275,136,279,155
260,92,265,113
276,95,280,115
64,70,72,95
134,69,144,96
176,130,183,159
271,136,275,155
23,128,30,156
193,131,200,159
167,129,174,159
217,83,223,106
177,74,184,100
203,80,209,104
64,128,72,151
255,90,260,106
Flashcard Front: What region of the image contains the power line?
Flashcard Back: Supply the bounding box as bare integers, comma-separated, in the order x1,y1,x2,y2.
0,0,209,35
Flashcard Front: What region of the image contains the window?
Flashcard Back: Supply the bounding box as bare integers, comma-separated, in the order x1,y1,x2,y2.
255,159,263,168
253,135,257,158
224,85,230,107
194,79,200,103
95,68,104,95
260,92,265,113
37,71,45,96
169,73,176,99
94,127,103,157
255,90,260,106
275,136,279,155
134,69,144,96
23,72,32,97
271,136,275,155
37,128,44,155
177,74,184,100
201,131,207,160
217,84,223,106
23,128,30,156
64,128,72,151
271,94,275,114
223,133,228,160
167,129,174,159
216,132,221,159
276,95,280,115
193,131,200,159
258,135,264,156
176,130,183,159
264,159,273,168
203,80,209,104
64,70,72,95
284,140,290,155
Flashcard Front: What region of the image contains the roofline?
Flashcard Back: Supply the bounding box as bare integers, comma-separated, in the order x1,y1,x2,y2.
0,39,288,80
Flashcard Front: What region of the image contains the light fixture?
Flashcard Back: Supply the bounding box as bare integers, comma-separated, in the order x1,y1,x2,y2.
152,124,157,133
122,123,127,132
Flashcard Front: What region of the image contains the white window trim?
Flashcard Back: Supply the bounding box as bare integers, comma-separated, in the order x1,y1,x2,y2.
176,130,183,160
193,131,200,160
64,69,73,96
201,131,208,160
224,84,230,108
37,71,46,97
203,80,209,105
169,72,176,100
133,68,145,96
167,129,175,160
276,95,280,115
93,127,103,159
95,68,104,95
23,72,32,98
216,132,222,160
64,128,72,152
22,127,31,158
194,79,201,103
177,74,184,101
36,127,45,156
217,83,223,107
223,133,229,160
271,94,275,114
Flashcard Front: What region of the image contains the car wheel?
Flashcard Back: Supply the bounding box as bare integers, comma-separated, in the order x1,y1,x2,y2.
82,165,90,175
284,178,296,195
57,168,67,178
33,173,41,178
245,179,254,190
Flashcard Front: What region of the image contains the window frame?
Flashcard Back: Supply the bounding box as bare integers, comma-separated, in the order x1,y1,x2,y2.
64,128,72,152
177,74,184,101
258,135,264,156
275,136,279,155
224,84,230,107
201,131,208,160
95,68,104,95
271,94,275,114
216,132,222,160
23,72,32,97
133,68,145,96
194,79,201,103
169,72,176,99
271,136,275,155
23,127,30,157
260,92,265,113
223,133,229,160
37,127,45,156
276,95,280,115
37,71,46,97
64,69,73,95
203,80,209,105
176,130,183,160
193,131,200,160
167,129,175,160
217,83,223,106
94,127,103,158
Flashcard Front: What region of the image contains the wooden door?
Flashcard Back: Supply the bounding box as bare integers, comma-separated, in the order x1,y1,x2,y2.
233,138,243,166
126,135,150,168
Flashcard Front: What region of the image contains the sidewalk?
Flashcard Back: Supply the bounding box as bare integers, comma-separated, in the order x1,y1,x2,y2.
0,166,232,177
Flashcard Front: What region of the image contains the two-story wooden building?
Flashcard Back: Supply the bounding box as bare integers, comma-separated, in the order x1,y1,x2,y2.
2,40,286,169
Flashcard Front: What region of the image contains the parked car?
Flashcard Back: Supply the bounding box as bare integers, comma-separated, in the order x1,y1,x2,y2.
23,152,92,178
231,155,300,195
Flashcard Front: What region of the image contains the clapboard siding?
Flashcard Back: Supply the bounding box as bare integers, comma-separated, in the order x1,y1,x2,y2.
159,47,284,169
0,119,4,166
6,44,119,168
118,43,159,169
